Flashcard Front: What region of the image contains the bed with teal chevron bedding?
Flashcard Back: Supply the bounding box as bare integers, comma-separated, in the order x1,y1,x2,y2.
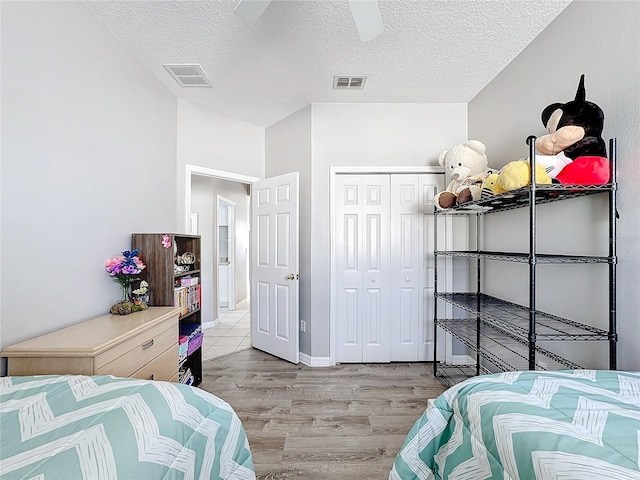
0,375,255,479
390,370,640,480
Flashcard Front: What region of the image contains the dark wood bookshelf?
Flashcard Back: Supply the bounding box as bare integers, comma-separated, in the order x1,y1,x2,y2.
131,233,203,386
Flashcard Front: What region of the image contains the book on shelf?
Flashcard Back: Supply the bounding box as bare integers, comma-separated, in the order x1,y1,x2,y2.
179,322,202,340
179,367,194,385
175,276,199,288
174,287,189,316
188,284,201,312
175,285,201,316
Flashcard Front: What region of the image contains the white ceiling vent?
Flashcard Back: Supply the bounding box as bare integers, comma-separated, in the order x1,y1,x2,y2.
333,75,367,90
163,64,212,87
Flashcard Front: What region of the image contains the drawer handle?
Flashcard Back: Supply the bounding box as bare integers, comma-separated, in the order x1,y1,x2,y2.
141,339,154,350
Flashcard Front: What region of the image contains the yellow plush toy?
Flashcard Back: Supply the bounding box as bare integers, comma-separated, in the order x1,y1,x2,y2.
480,173,506,200
496,160,552,191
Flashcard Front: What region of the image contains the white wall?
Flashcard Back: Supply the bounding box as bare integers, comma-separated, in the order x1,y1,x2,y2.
265,106,312,354
469,1,640,369
0,2,178,368
176,99,264,232
309,103,468,357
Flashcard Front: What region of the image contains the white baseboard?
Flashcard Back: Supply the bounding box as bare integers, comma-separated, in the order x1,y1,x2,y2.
299,353,468,367
448,354,475,365
202,320,215,330
299,352,331,367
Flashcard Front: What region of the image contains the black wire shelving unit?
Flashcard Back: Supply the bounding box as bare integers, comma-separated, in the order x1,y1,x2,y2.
433,138,618,387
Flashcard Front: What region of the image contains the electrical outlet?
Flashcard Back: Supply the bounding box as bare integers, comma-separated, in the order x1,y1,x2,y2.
300,320,306,332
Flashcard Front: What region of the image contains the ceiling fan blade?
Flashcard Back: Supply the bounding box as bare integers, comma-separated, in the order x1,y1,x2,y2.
347,0,384,41
234,0,273,24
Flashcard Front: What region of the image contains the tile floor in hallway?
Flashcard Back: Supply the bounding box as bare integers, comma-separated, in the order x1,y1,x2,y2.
201,300,251,362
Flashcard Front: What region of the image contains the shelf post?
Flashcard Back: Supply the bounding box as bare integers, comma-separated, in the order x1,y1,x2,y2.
608,138,618,370
476,213,481,376
528,136,537,370
433,210,439,376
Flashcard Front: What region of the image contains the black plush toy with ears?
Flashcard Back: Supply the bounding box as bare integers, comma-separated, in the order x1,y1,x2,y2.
534,74,609,184
538,74,606,158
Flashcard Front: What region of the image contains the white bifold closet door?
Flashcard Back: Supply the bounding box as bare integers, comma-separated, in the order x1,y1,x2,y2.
335,174,391,362
335,173,442,363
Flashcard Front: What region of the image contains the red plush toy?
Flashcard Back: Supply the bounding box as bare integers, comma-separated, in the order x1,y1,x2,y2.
533,75,610,185
554,155,609,184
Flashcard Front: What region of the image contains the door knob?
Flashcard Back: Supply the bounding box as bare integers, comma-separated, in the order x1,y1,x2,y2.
286,273,295,280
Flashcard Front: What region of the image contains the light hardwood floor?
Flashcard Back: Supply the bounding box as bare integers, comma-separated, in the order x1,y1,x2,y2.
199,348,448,479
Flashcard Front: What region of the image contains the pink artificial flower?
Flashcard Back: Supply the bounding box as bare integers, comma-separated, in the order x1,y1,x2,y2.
105,250,145,277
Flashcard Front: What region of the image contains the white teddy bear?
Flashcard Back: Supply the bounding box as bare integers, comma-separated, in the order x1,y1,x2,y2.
434,140,497,209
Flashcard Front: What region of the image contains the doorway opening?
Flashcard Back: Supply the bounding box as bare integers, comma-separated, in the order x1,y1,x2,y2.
217,195,236,314
186,165,258,359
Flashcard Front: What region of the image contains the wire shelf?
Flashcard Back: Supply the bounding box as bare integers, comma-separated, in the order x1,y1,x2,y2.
435,183,615,215
434,250,613,264
436,319,582,372
434,363,492,387
436,293,610,341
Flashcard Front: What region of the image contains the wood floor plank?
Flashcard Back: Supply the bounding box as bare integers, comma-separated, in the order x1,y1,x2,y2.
199,348,448,479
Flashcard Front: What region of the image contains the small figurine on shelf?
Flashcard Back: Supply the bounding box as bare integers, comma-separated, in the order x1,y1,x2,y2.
132,280,150,310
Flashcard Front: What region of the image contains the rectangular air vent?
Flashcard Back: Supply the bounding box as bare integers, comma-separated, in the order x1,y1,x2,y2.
333,75,367,90
163,64,212,87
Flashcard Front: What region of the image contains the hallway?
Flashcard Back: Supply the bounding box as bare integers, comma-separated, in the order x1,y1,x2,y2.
202,298,251,361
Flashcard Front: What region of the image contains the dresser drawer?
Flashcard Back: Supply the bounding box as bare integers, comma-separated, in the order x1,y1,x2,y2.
7,356,94,376
96,322,177,378
94,315,177,371
130,343,178,382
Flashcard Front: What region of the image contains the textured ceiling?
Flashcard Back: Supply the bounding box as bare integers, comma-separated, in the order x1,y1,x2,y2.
86,0,571,127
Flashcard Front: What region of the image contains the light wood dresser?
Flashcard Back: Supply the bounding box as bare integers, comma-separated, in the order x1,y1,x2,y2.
1,306,181,382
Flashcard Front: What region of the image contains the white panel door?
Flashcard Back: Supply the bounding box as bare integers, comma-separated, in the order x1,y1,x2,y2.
250,172,299,364
419,175,443,361
390,174,443,361
361,175,391,362
390,175,420,361
335,174,391,362
334,175,363,362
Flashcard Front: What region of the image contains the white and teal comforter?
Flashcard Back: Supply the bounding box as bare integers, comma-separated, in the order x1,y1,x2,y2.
391,370,640,480
0,375,255,479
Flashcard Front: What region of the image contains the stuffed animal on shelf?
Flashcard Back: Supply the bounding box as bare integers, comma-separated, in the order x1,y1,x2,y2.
478,160,552,200
434,140,498,209
480,173,505,200
495,160,552,192
533,74,609,184
481,74,608,201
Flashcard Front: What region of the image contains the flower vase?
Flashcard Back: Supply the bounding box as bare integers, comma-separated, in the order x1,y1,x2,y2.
106,249,146,316
111,283,134,315
121,284,132,304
